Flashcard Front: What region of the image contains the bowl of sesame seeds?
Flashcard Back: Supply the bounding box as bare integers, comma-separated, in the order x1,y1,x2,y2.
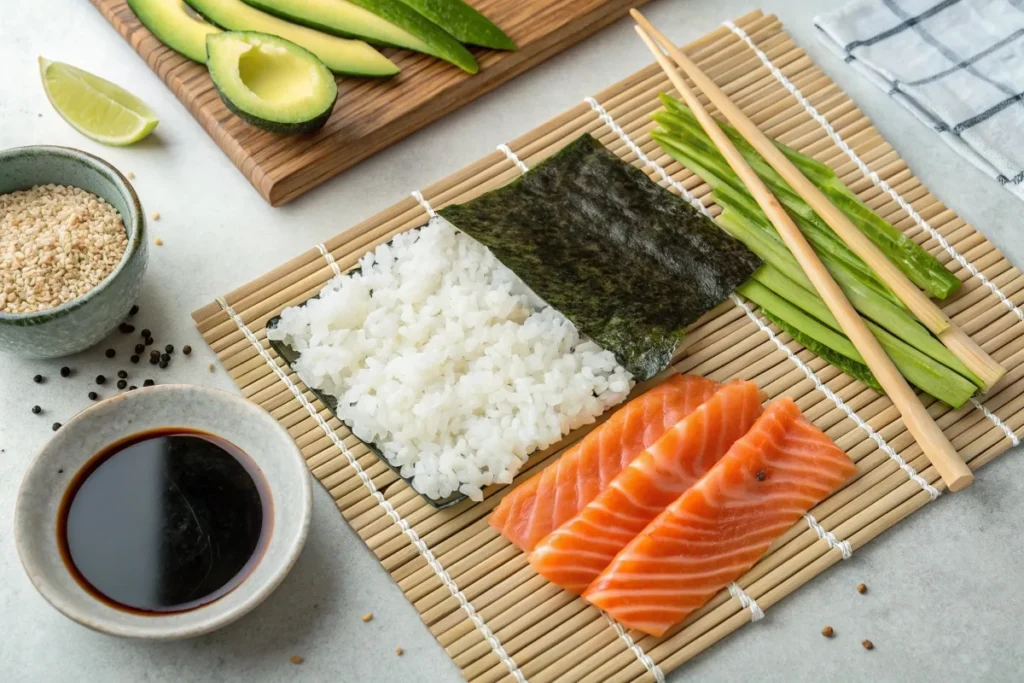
0,145,147,358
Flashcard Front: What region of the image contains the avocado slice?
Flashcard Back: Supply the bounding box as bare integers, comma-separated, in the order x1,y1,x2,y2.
185,0,398,76
243,0,478,73
127,0,221,63
396,0,515,50
207,31,338,134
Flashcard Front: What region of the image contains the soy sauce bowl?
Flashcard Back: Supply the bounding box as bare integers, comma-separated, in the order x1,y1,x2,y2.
14,385,313,639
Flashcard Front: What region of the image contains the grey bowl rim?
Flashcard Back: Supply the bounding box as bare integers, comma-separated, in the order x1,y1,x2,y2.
0,145,144,324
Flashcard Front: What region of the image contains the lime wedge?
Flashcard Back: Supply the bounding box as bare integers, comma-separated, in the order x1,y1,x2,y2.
39,58,159,146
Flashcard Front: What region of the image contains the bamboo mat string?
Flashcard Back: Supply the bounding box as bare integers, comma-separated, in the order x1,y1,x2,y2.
315,243,343,278
411,190,437,218
585,90,938,503
603,614,667,683
732,293,941,500
493,141,670,683
727,583,765,621
497,144,530,174
723,19,1024,326
213,296,528,683
804,513,853,560
723,17,1023,449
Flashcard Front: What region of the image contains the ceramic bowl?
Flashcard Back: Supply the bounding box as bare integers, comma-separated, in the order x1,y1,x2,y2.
0,146,147,358
14,384,312,639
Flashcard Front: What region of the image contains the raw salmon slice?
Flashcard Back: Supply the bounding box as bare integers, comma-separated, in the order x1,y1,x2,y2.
529,380,763,593
490,374,719,552
584,398,856,637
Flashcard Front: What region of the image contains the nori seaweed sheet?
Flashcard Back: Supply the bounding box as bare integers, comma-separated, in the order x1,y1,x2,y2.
439,134,763,380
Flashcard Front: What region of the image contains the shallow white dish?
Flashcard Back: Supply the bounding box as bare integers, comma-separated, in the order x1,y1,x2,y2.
14,384,312,639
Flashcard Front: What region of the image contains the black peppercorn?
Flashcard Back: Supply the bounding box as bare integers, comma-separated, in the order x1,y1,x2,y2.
105,348,116,358
145,336,154,346
160,353,170,362
141,328,151,338
119,323,135,334
88,392,98,401
129,304,139,316
128,385,137,391
60,366,71,378
143,379,155,387
130,355,140,364
95,375,106,385
159,360,169,369
32,374,43,384
31,405,41,414
117,370,128,379
150,350,160,359
116,379,127,390
134,343,145,354
182,345,192,355
52,422,61,431
165,344,174,354
149,357,159,365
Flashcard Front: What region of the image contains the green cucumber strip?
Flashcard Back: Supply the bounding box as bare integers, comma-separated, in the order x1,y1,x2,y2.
750,265,976,407
395,0,515,50
717,208,982,388
654,95,960,299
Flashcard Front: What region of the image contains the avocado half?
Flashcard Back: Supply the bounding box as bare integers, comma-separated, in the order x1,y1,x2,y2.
127,0,221,63
207,31,339,134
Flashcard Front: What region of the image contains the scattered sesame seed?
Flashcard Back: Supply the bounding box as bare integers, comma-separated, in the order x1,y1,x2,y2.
88,392,98,400
290,656,303,665
95,375,106,385
155,237,163,246
857,583,867,594
105,348,116,358
60,366,71,378
208,363,215,372
31,405,41,414
361,613,373,622
183,345,192,355
127,172,135,180
821,626,834,638
395,647,404,656
151,211,160,220
33,374,43,384
862,640,873,651
116,379,127,390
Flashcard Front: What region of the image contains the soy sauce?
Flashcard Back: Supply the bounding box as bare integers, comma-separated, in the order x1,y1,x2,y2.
57,428,272,614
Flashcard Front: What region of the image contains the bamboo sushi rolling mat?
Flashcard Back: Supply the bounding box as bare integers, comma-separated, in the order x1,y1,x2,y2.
191,11,1024,682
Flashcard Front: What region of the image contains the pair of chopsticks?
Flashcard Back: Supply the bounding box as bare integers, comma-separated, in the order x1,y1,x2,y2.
631,9,982,491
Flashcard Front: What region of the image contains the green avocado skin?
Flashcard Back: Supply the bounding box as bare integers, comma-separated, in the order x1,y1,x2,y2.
207,32,338,135
397,0,516,50
246,0,479,73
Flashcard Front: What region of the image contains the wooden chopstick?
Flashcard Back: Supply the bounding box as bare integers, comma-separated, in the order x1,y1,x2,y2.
633,16,974,491
631,9,1004,393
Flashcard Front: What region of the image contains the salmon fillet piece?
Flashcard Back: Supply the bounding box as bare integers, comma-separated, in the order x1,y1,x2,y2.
490,374,719,552
529,380,763,593
584,398,856,637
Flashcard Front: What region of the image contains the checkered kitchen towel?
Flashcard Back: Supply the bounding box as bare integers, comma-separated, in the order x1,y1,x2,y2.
815,0,1024,201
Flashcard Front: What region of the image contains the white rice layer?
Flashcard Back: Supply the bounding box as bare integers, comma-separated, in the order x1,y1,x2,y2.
268,217,634,501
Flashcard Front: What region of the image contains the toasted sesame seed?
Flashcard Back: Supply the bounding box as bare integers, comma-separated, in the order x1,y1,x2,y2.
361,613,373,622
127,172,135,180
862,640,873,650
821,626,834,638
395,647,403,656
155,237,163,246
208,363,215,372
151,211,160,220
290,656,303,665
0,184,127,314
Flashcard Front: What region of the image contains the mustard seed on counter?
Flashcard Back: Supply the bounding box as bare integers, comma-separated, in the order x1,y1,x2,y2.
0,184,126,314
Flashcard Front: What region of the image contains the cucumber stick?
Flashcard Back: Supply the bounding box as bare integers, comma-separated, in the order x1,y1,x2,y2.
654,95,960,299
396,0,516,50
743,267,976,407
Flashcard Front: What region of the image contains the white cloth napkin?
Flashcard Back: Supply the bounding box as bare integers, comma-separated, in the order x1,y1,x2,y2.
815,0,1024,202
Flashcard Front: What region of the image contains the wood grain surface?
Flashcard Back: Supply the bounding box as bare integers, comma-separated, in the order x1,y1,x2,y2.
90,0,648,205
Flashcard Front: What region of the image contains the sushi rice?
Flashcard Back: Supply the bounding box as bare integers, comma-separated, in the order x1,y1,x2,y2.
269,217,634,501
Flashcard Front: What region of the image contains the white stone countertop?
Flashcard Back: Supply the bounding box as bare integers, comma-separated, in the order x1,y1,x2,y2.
3,0,1023,681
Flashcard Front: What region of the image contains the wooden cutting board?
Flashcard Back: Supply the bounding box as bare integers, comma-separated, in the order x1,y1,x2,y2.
90,0,648,205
